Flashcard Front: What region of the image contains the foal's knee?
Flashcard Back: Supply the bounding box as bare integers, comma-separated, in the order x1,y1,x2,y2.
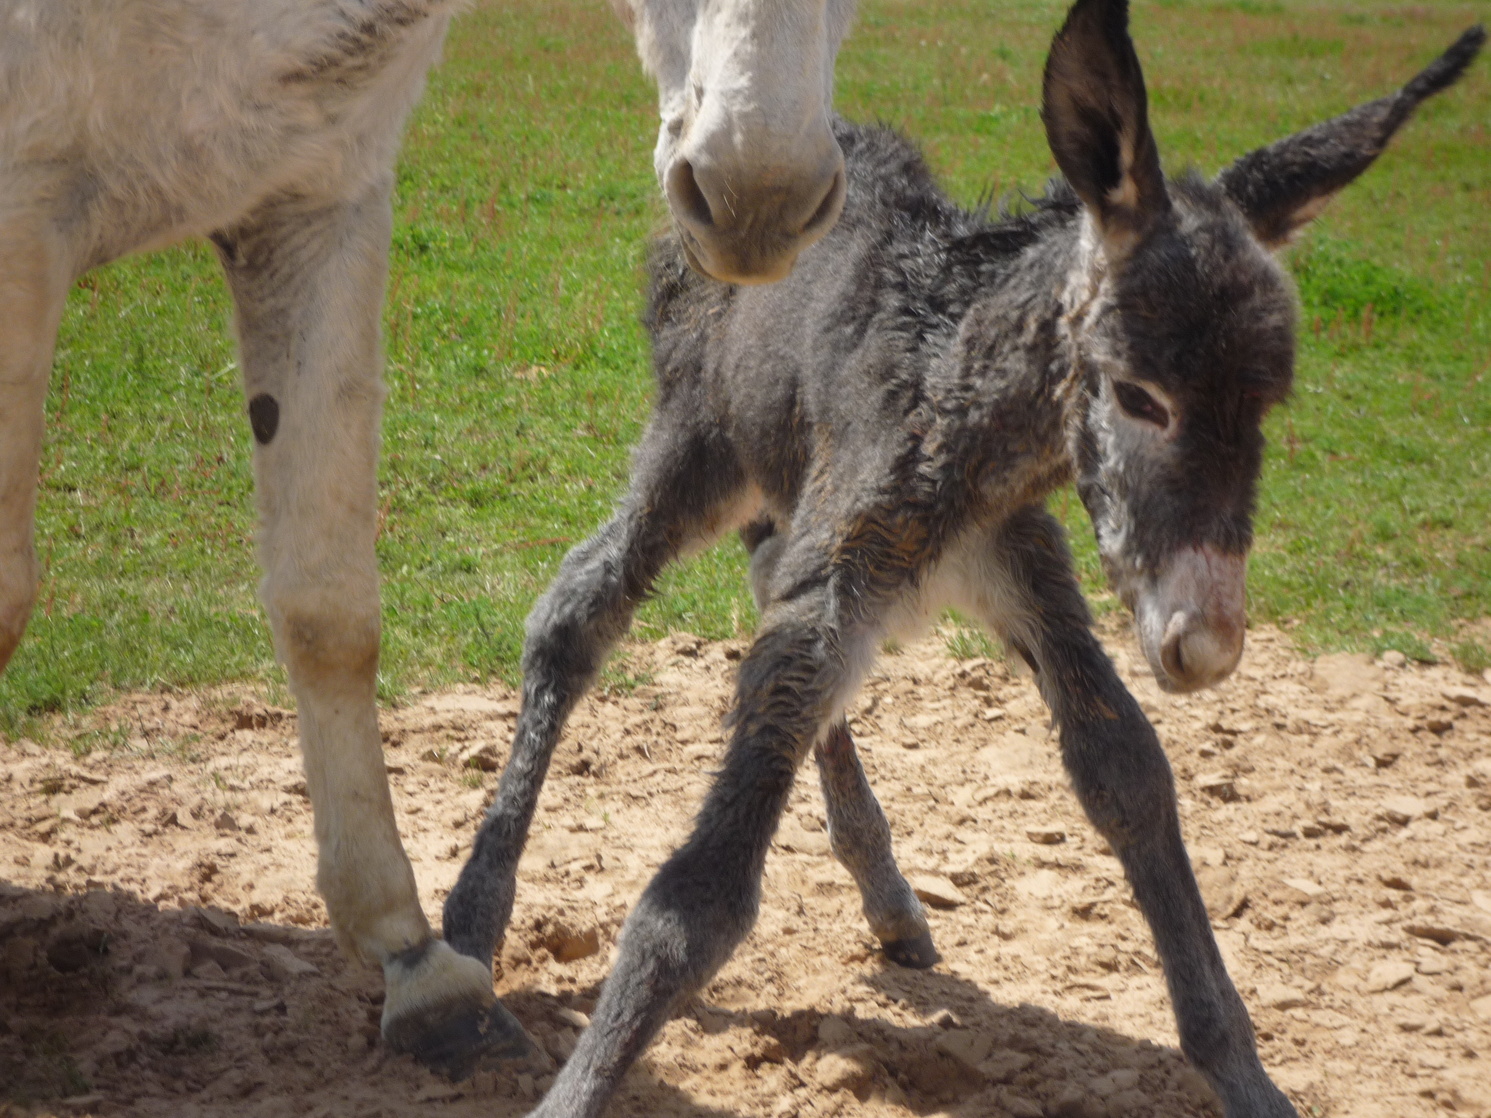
0,551,39,673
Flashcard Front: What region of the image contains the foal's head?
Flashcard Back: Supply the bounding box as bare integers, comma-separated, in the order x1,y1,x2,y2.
1041,0,1482,692
614,0,854,285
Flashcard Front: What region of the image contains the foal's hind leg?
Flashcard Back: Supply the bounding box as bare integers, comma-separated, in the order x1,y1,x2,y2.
0,223,70,675
973,507,1295,1118
442,423,750,978
215,186,502,1073
743,519,935,968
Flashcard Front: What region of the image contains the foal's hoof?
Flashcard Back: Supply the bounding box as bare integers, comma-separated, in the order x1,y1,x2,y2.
381,939,541,1080
391,997,540,1081
881,930,939,969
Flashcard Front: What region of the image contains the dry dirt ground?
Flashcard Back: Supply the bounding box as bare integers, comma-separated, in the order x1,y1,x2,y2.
3,623,1491,1118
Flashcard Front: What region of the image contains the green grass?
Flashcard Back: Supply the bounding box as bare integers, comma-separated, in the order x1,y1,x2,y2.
3,0,1488,733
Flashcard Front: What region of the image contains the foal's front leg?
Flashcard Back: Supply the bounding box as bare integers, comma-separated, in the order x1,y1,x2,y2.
978,508,1296,1118
532,566,871,1118
215,185,502,1071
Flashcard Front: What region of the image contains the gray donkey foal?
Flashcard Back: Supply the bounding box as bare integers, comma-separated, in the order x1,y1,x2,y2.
443,3,1483,1115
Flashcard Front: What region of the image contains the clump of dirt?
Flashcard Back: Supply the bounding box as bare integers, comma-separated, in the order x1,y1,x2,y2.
3,623,1489,1118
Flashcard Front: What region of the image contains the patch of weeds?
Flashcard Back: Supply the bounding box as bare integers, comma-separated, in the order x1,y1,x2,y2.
1370,629,1439,665
64,722,129,758
600,656,654,697
1451,639,1490,675
943,623,1001,661
460,772,484,789
3,1030,92,1102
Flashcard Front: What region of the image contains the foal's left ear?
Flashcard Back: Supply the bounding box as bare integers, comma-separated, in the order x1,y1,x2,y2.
1218,25,1485,249
1041,0,1170,260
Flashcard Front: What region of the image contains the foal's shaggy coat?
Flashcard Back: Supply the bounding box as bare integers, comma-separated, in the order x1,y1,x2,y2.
443,3,1482,1114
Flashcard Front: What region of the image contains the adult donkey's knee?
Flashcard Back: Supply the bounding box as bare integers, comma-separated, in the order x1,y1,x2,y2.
0,550,38,674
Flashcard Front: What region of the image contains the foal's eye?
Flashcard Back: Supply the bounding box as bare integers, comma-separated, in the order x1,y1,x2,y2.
1113,381,1171,429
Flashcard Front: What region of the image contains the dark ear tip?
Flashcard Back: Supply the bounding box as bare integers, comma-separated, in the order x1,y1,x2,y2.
1403,24,1485,101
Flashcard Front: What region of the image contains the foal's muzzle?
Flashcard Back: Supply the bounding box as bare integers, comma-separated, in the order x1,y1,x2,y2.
1133,546,1247,693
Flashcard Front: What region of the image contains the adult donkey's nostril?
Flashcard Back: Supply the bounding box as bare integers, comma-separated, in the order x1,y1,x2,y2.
666,157,717,232
797,164,846,240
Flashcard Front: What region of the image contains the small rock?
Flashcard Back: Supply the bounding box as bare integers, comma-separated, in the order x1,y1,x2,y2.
213,811,239,832
262,943,318,980
516,1073,536,1100
1025,826,1067,845
1196,772,1238,802
1256,982,1310,1010
460,742,504,772
1443,686,1486,708
191,938,255,972
928,1008,962,1029
1364,960,1416,993
909,874,966,909
935,1029,992,1074
1470,995,1491,1023
813,1046,878,1093
1088,1068,1141,1097
543,921,600,963
1047,1084,1103,1118
1371,750,1401,769
1405,924,1471,947
1426,716,1455,735
1380,795,1432,825
983,1049,1033,1083
1379,874,1412,891
1379,650,1407,668
1280,877,1326,902
1472,890,1491,915
1106,1087,1156,1115
556,1007,590,1030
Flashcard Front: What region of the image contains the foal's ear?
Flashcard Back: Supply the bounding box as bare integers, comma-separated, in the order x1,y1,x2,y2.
1218,25,1485,250
1041,0,1169,259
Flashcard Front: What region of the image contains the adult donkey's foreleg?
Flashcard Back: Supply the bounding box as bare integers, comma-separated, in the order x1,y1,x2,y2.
976,507,1296,1118
0,223,70,675
743,519,935,968
214,185,498,1071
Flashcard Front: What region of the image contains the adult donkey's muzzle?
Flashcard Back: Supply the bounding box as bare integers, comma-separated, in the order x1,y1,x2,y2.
1134,546,1247,693
665,132,846,285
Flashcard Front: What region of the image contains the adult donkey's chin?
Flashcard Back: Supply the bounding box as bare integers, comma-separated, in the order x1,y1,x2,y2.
615,0,855,283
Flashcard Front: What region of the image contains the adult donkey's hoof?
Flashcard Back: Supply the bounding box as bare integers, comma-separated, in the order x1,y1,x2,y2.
381,939,541,1080
881,929,939,970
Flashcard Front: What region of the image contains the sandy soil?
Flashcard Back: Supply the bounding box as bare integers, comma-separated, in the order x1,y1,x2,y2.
3,622,1490,1118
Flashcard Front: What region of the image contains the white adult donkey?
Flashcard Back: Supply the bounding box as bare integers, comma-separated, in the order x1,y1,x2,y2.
0,0,854,1073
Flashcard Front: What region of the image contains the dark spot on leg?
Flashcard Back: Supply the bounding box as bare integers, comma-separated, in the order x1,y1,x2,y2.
248,394,280,445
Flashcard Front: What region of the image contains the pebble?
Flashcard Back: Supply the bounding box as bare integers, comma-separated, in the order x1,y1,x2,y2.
1280,877,1327,902
1380,795,1432,825
1379,650,1407,668
262,943,318,980
1364,960,1417,993
935,1029,992,1075
1196,772,1239,802
556,1007,590,1030
1443,686,1486,708
1470,995,1491,1023
1256,982,1310,1010
812,1047,877,1092
1025,826,1067,845
910,874,966,909
543,921,600,963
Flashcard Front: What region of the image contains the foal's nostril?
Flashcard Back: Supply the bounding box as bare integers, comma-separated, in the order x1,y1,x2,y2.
665,158,716,232
1160,617,1189,683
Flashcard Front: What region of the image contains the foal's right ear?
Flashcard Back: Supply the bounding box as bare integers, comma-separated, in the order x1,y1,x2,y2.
1041,0,1170,260
1218,25,1484,249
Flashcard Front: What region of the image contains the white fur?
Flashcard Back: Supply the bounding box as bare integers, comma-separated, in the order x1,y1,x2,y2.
0,0,861,1051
